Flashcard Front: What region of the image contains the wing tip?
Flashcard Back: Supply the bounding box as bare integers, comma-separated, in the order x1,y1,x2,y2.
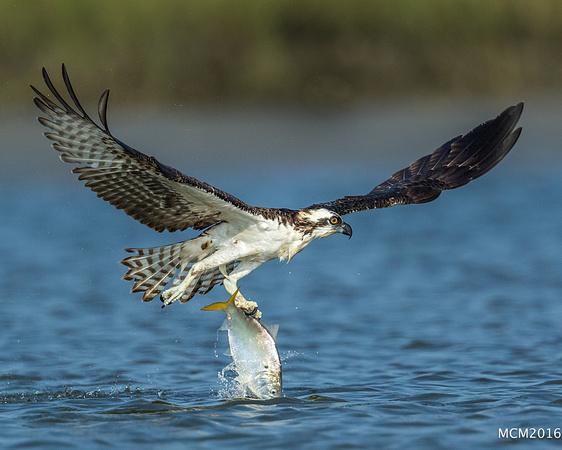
308,102,525,216
504,101,524,126
98,89,111,133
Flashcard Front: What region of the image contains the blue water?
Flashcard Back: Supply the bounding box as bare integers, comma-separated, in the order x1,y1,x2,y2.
1,159,561,447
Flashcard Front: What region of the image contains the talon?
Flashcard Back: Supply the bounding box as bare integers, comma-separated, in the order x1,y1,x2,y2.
244,306,262,320
161,291,179,306
234,297,257,311
219,264,230,279
161,289,177,306
160,294,173,308
232,292,261,319
244,307,262,320
161,274,194,306
244,306,259,317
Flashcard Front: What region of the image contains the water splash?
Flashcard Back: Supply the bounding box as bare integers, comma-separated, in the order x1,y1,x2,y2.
0,384,146,404
216,362,254,400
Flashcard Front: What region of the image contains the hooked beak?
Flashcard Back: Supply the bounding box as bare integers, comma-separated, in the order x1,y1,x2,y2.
341,222,352,239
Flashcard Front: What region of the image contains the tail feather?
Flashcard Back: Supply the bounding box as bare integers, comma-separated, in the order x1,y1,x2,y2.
121,242,238,303
122,242,187,302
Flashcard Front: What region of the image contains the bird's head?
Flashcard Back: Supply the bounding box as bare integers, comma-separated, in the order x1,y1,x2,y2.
296,208,352,239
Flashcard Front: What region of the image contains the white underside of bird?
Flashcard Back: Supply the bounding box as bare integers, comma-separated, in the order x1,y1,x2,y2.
129,209,342,317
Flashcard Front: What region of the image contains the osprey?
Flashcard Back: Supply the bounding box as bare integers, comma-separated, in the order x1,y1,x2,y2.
32,65,523,314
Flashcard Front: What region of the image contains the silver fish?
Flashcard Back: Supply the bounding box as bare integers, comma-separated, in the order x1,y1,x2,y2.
202,289,282,399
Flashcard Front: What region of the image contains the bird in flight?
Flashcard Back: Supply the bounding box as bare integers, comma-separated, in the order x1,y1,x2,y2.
32,65,523,315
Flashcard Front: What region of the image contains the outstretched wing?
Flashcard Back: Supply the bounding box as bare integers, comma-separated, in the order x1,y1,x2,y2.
310,103,523,216
32,64,263,232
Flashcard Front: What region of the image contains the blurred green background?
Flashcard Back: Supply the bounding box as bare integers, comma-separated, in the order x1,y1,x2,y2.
2,0,561,107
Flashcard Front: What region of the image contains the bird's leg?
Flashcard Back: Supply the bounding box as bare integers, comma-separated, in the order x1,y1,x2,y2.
220,264,261,319
161,270,196,306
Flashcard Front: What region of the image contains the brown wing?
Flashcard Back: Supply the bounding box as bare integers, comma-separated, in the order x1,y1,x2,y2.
309,103,523,216
32,64,264,232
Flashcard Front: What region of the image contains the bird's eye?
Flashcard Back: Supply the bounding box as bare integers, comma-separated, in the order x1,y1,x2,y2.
330,216,340,225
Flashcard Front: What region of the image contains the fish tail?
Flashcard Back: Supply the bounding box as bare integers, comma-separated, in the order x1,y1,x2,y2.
201,288,239,311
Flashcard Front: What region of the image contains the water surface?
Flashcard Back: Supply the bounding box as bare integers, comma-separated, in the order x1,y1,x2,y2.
1,112,561,448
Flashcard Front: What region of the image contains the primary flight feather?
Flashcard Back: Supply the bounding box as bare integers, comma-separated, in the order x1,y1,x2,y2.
32,65,523,311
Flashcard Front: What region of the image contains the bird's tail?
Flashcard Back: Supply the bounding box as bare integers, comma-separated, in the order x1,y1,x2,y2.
121,241,237,303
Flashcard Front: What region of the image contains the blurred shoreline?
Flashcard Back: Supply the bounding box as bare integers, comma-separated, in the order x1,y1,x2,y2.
2,1,562,107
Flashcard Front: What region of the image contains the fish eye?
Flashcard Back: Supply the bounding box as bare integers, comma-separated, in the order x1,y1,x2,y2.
329,216,340,225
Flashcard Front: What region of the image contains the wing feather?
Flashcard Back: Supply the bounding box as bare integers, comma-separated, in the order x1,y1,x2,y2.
310,103,523,215
32,64,264,232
